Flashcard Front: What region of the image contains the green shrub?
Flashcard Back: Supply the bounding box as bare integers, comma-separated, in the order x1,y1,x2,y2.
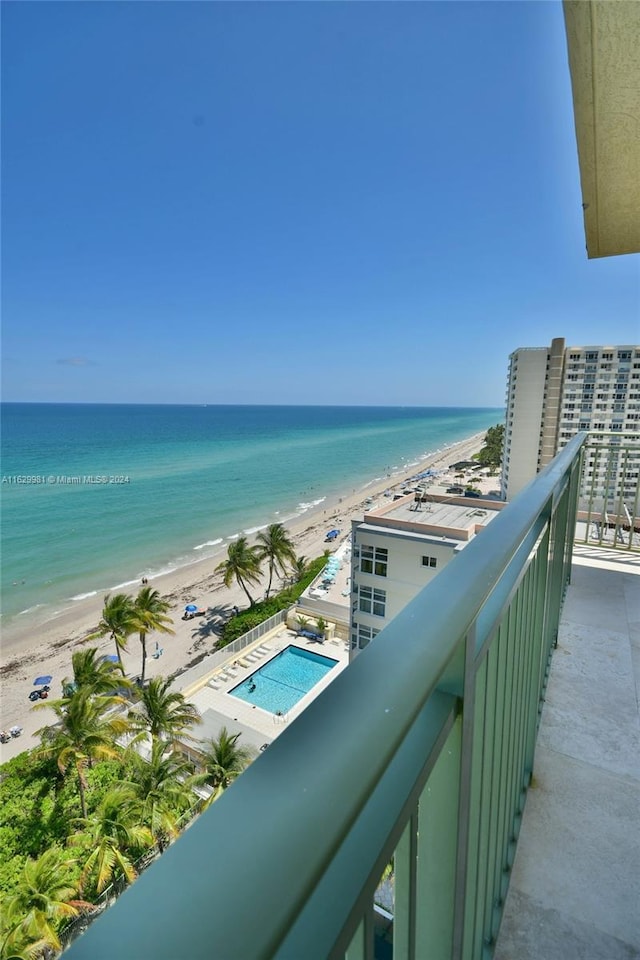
0,749,126,898
218,554,327,646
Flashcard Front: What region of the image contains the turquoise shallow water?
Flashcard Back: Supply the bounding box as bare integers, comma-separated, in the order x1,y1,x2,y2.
1,403,501,627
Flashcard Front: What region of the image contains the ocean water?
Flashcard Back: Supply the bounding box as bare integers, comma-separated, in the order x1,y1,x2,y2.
1,404,501,628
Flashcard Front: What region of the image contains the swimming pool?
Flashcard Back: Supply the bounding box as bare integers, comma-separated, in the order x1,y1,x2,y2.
229,646,338,715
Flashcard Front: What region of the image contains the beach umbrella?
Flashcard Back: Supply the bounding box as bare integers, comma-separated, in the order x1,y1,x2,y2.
33,675,52,686
99,655,119,664
185,604,198,613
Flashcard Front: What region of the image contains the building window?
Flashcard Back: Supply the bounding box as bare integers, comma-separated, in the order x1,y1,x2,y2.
360,545,388,577
422,556,438,568
357,624,380,649
359,585,386,617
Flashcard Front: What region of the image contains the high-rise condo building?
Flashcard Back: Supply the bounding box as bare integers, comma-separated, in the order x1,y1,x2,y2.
502,339,640,501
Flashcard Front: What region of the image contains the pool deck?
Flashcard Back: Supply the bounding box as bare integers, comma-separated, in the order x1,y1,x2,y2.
184,627,350,753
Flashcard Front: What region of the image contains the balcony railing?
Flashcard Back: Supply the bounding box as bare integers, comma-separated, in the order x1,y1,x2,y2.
67,435,585,960
576,431,640,552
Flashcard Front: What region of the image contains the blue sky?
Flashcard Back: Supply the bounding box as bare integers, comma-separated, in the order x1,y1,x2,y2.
2,2,638,406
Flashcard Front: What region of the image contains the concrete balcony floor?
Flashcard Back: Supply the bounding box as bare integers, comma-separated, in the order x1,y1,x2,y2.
495,546,640,960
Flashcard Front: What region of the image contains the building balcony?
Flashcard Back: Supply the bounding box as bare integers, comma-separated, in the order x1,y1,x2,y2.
494,547,639,959
66,434,639,960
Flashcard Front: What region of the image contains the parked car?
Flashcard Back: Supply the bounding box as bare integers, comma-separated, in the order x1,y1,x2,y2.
446,485,464,494
464,490,482,498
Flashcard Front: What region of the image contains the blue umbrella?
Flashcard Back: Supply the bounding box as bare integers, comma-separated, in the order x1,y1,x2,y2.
185,604,198,613
33,675,52,686
99,655,119,664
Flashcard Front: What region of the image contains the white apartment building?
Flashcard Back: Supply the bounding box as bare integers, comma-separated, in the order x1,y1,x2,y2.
502,339,640,501
349,492,504,658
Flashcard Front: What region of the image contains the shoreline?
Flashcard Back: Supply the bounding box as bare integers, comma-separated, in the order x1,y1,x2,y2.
0,431,487,760
0,429,486,632
0,427,477,650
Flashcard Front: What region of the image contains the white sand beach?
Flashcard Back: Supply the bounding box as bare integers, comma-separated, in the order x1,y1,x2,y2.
0,432,492,761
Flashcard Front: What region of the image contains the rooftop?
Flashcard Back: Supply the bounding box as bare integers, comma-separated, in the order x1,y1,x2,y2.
361,492,504,541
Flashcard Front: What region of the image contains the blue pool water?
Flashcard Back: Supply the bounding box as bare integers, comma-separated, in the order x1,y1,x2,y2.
229,646,338,715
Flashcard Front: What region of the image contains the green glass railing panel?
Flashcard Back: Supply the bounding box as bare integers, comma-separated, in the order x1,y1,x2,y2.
414,717,462,958
345,918,366,960
485,621,508,941
461,654,487,960
393,818,416,960
497,607,517,887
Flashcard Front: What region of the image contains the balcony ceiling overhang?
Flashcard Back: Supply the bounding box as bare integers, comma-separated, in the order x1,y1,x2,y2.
563,1,640,258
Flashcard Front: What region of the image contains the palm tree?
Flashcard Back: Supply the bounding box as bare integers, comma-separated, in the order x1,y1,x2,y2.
256,523,297,599
192,727,254,809
61,647,130,698
215,536,262,606
36,689,130,818
291,555,309,582
127,739,197,852
0,924,46,960
76,786,153,895
89,593,139,669
134,586,174,686
295,613,311,632
128,676,201,744
1,848,91,957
